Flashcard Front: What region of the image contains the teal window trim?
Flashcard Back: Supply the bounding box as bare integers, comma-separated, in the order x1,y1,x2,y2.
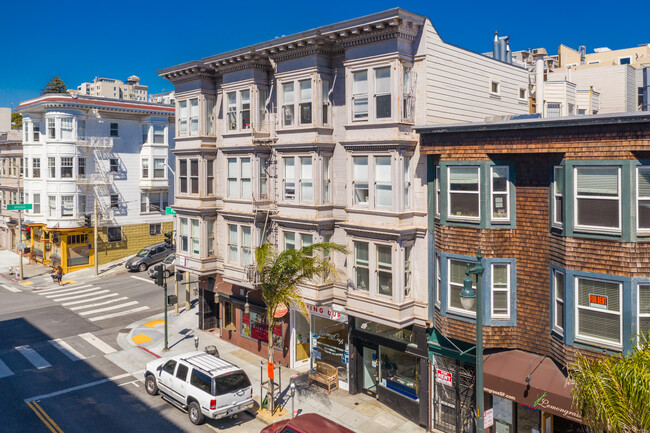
427,155,437,322
549,263,565,340
439,160,516,229
550,164,565,235
632,279,650,346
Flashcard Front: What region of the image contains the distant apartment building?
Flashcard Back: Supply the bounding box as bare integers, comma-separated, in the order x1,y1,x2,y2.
69,76,148,101
149,91,175,105
0,130,24,251
16,95,175,273
159,8,530,428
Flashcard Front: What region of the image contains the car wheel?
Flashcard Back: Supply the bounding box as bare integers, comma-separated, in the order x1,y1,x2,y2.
188,401,204,425
163,270,170,279
145,375,158,396
138,263,147,272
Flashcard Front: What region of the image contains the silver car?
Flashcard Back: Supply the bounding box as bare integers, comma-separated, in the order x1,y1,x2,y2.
148,253,175,279
125,243,173,272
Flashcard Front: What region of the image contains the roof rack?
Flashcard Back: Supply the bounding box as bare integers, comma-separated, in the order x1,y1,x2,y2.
181,352,237,376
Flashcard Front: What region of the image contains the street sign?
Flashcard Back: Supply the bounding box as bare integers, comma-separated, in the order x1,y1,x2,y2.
484,408,494,429
17,242,26,250
7,204,32,211
165,207,176,215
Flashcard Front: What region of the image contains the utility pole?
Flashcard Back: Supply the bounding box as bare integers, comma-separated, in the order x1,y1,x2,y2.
17,209,23,280
94,199,98,275
186,271,190,311
163,279,169,351
174,272,179,315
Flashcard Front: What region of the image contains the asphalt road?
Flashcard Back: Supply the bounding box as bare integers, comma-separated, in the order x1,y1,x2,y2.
0,266,260,433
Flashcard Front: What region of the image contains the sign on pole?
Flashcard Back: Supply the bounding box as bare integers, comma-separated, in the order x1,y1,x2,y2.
165,207,176,215
484,408,494,429
7,204,32,211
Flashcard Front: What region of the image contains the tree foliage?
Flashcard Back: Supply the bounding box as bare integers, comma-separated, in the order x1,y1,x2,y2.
254,241,347,413
41,76,67,94
568,333,650,432
11,112,22,130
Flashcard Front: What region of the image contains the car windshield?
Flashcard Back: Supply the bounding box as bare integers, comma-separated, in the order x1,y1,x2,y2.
163,255,175,264
136,249,149,258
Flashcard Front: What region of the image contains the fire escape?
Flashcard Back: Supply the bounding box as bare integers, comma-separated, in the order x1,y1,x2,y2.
76,136,115,223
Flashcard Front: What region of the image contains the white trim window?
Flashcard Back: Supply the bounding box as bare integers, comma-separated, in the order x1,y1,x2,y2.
404,156,411,209
48,196,56,217
435,165,440,217
283,157,296,201
553,270,565,334
300,157,313,202
61,196,74,217
33,123,40,142
61,118,73,140
207,220,215,257
322,156,331,203
490,80,500,96
352,70,368,121
374,67,391,119
142,158,149,179
377,244,393,296
179,159,187,194
574,167,620,231
207,160,214,196
321,79,330,125
227,224,252,266
490,166,509,221
283,231,313,252
47,118,56,139
637,167,650,231
33,158,41,178
282,82,295,127
179,218,189,252
190,159,199,194
375,156,392,207
547,102,561,118
205,98,215,136
227,157,251,199
575,277,622,347
178,101,188,136
140,192,168,213
448,259,476,316
448,166,480,220
259,157,268,199
143,125,150,143
352,155,394,209
191,220,199,255
491,263,510,319
354,241,369,291
299,80,312,125
435,254,441,306
553,166,564,226
351,66,393,122
33,193,41,214
61,157,73,178
227,92,237,131
353,156,369,205
240,90,251,130
153,124,165,144
153,159,165,179
189,99,199,136
639,284,650,341
281,156,314,203
404,245,412,298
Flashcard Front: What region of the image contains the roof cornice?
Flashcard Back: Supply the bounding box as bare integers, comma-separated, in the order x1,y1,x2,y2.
16,95,174,116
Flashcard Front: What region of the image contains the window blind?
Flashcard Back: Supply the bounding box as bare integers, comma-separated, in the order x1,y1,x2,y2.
638,169,650,197
375,67,391,94
449,167,479,187
353,157,368,181
576,168,618,196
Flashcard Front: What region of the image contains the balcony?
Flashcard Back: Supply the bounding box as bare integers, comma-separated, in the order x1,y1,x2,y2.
77,173,113,185
76,136,114,149
139,177,170,190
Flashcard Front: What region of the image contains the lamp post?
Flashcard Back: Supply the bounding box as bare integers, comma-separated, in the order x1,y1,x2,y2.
460,248,485,433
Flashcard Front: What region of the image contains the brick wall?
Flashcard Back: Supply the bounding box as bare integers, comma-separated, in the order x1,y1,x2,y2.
97,221,173,265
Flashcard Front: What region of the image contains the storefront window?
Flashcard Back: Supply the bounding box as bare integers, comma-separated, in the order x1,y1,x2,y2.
67,245,89,267
295,313,310,363
379,346,419,400
493,395,514,433
516,404,540,433
51,244,61,267
313,316,348,384
355,320,415,345
241,311,282,349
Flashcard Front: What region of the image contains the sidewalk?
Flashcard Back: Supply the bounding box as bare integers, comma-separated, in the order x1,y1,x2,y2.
119,306,427,433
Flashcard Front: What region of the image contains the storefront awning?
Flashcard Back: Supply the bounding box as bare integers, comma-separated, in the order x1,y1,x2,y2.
483,349,581,423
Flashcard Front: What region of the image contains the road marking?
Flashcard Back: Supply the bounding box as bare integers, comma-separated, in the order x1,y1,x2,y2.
78,333,116,355
132,334,153,345
38,284,93,295
89,306,150,322
62,293,118,306
26,401,64,433
49,339,85,361
130,275,154,284
61,280,76,285
79,301,139,316
1,284,21,293
144,318,165,327
0,359,14,378
19,281,33,286
69,297,129,311
15,345,51,369
45,286,100,298
51,290,109,302
25,371,143,403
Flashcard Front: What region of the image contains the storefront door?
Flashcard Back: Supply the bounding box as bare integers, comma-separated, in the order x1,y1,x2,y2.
361,345,378,396
292,311,310,368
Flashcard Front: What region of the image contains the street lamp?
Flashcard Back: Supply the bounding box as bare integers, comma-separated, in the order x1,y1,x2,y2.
459,248,485,433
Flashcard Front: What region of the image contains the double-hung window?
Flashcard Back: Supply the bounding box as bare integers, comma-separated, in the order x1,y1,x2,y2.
60,157,73,178
321,79,330,125
377,245,393,296
61,118,73,140
404,157,411,209
375,67,391,119
353,156,369,205
110,122,119,137
179,101,188,135
576,277,621,346
352,71,368,121
48,196,56,217
553,270,565,333
227,157,251,199
207,160,214,196
375,156,392,207
283,157,296,200
240,90,251,130
300,157,313,202
33,193,41,214
448,259,476,316
179,160,187,194
448,166,480,220
47,118,56,139
78,158,85,178
190,159,199,194
553,166,564,226
404,246,412,298
435,166,441,217
354,241,369,291
299,80,312,125
142,125,149,143
490,166,509,221
142,159,149,178
110,194,119,209
240,158,251,198
189,99,199,135
227,224,252,265
48,157,56,178
435,255,441,306
227,92,237,131
180,218,189,252
639,285,650,340
61,196,74,217
575,167,620,231
491,264,510,319
206,98,215,135
33,123,40,141
284,231,296,250
259,158,268,199
191,220,199,254
637,167,650,231
33,158,41,178
153,124,165,143
153,159,165,179
322,157,331,203
207,221,215,257
282,83,295,126
110,158,119,173
228,158,238,197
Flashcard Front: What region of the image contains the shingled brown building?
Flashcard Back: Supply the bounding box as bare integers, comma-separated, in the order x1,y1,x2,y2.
416,112,650,433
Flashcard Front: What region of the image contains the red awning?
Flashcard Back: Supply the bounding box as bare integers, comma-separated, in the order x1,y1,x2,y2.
483,350,582,423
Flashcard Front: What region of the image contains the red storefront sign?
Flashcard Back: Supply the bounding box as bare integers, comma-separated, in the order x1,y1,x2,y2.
436,369,453,387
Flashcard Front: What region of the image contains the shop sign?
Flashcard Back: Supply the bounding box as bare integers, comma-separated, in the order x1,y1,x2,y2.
589,294,607,309
484,408,494,429
306,304,347,322
436,369,453,387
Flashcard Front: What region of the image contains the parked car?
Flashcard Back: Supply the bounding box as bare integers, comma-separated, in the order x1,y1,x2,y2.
144,351,254,425
261,413,355,433
148,253,175,279
125,242,173,272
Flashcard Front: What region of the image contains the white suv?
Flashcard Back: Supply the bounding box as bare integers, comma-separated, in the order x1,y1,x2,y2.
144,351,254,425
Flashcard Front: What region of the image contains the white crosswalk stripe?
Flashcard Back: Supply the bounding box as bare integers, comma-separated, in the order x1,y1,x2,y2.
1,284,21,293
69,297,129,311
89,306,150,322
15,345,51,369
78,333,117,354
49,339,86,361
79,301,139,316
36,284,92,295
45,286,100,299
131,275,154,285
51,290,110,302
62,293,119,306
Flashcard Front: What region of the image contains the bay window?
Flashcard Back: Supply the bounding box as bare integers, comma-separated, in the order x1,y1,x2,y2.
284,231,296,250
153,124,165,143
189,99,199,135
190,159,199,194
375,67,391,119
191,220,199,254
354,241,369,291
241,158,251,198
282,83,294,126
142,159,149,178
33,193,41,214
33,158,41,178
47,118,55,139
322,79,330,125
179,159,187,194
404,246,412,297
60,157,73,178
300,157,313,202
375,156,392,208
61,118,73,140
404,157,411,209
205,99,214,135
228,158,238,197
154,159,165,179
448,259,476,316
78,158,85,178
33,123,40,141
576,277,621,346
491,263,510,318
377,245,393,296
207,220,215,257
553,166,564,226
553,270,565,333
283,157,296,200
491,166,509,221
48,196,56,217
322,157,330,203
180,218,189,252
352,70,368,120
227,92,237,131
299,80,312,124
61,196,74,217
353,156,369,205
143,125,149,143
448,166,480,220
77,120,85,140
575,167,620,230
179,101,188,135
637,167,650,231
240,90,251,130
207,160,214,196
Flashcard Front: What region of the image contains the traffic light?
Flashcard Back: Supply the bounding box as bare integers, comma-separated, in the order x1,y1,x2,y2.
175,270,184,282
25,227,31,240
155,264,164,287
84,214,92,227
164,231,173,248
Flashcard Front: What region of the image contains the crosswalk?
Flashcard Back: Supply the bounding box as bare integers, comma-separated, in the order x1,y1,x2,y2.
35,283,150,322
0,332,119,379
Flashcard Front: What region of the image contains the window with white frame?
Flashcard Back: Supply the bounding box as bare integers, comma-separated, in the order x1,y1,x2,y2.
352,70,368,121
142,159,149,178
575,167,620,230
553,166,564,226
141,192,167,213
240,90,251,130
375,67,391,119
637,167,650,231
61,157,73,178
284,231,296,250
149,223,162,236
377,244,393,296
553,270,565,333
375,156,392,207
403,67,414,121
403,156,411,209
435,254,441,306
448,259,476,316
110,194,119,209
142,125,149,144
353,156,369,205
180,218,189,252
33,158,41,178
257,90,267,130
227,92,237,131
491,166,509,221
259,157,268,199
283,157,296,200
322,79,330,125
298,80,312,125
435,165,441,217
189,99,199,135
61,118,73,140
282,82,295,126
77,120,85,141
404,246,412,298
47,118,56,139
300,157,313,202
207,220,215,257
179,159,187,194
79,195,86,215
576,277,621,346
48,196,56,217
322,156,330,203
227,157,251,199
519,88,527,101
490,80,500,95
227,224,252,266
33,123,40,141
491,263,510,318
110,158,119,173
179,101,188,135
639,285,650,340
153,159,165,179
448,166,480,220
207,160,214,196
190,159,199,194
547,102,561,118
153,124,165,143
191,220,199,254
354,241,369,291
32,193,41,214
78,157,85,178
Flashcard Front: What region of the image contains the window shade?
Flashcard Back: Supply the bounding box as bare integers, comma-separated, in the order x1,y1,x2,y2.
301,158,312,179
377,245,392,269
375,67,391,94
577,278,620,312
492,264,508,288
449,260,470,285
638,169,650,197
639,285,650,315
576,168,618,196
375,157,391,182
299,80,311,101
450,167,479,187
353,157,368,180
353,71,368,94
355,242,368,264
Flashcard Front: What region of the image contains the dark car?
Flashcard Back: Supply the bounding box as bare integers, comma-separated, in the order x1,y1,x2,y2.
125,242,174,272
261,413,355,433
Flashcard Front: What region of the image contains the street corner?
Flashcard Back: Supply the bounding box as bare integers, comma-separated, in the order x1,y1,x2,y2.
132,333,154,345
143,318,166,328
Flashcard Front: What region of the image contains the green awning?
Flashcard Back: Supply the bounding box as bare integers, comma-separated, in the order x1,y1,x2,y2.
428,328,476,364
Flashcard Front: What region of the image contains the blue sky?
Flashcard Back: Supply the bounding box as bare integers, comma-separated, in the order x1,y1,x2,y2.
1,0,647,109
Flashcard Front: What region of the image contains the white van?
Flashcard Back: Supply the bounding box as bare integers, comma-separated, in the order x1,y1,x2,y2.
144,351,254,425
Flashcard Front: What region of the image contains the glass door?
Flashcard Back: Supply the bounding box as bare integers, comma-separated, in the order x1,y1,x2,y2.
362,345,378,396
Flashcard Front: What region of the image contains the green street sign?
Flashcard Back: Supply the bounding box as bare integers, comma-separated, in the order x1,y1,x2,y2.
7,204,32,211
165,207,176,215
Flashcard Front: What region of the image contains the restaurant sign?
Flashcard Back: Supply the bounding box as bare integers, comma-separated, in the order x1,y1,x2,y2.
306,304,348,322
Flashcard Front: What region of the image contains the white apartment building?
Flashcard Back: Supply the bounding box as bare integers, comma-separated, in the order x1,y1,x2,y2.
0,130,24,251
70,75,148,101
16,95,175,272
159,8,529,428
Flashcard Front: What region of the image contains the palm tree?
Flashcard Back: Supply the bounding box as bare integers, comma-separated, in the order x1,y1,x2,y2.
568,332,650,432
254,241,347,414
